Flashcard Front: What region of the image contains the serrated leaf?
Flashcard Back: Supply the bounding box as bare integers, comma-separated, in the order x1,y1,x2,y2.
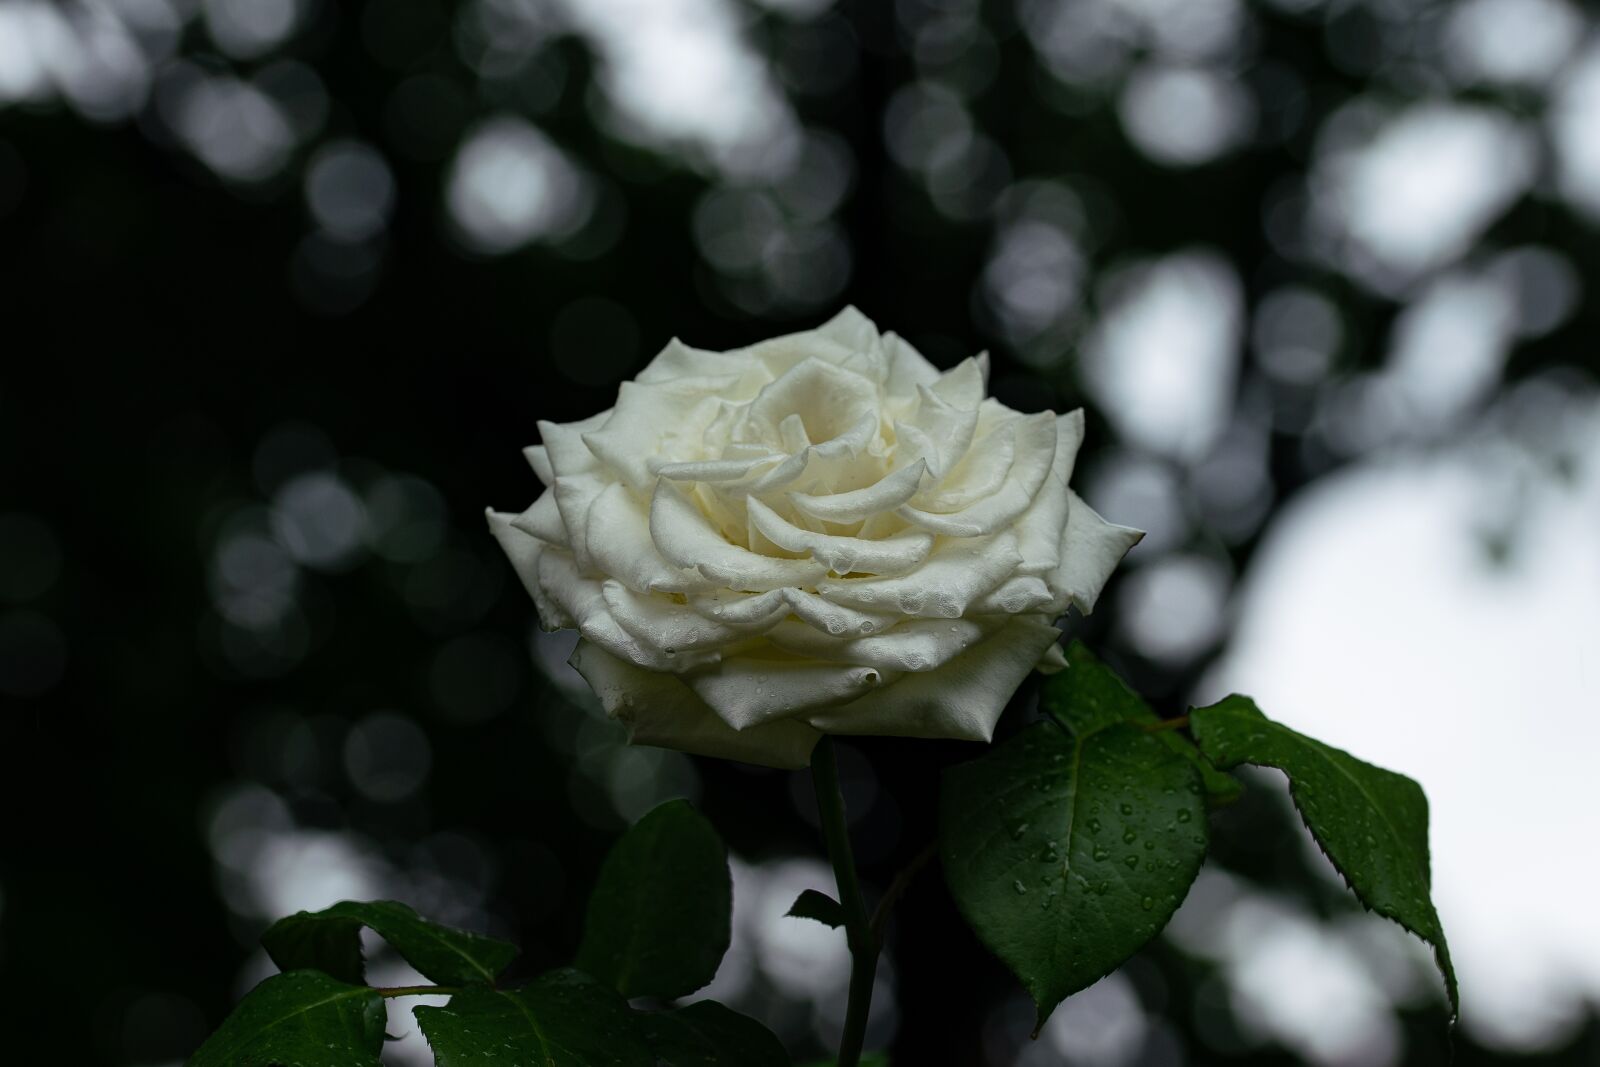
941,720,1207,1030
1189,695,1458,1016
576,798,731,1000
262,899,517,987
416,968,651,1066
638,1001,790,1066
786,889,845,929
1046,642,1242,806
187,970,385,1067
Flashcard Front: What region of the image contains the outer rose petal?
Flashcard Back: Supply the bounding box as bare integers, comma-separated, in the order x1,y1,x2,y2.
803,617,1063,741
1048,490,1146,614
570,640,820,769
685,657,892,731
486,509,568,629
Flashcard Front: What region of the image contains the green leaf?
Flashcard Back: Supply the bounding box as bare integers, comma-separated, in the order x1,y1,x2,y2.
416,968,652,1067
1046,642,1242,806
1189,695,1458,1016
786,889,844,929
940,720,1208,1031
576,798,732,999
187,970,385,1067
800,1056,889,1067
262,899,517,987
638,1001,790,1066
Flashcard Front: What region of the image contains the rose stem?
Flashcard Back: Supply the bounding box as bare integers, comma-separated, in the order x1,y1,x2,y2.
811,736,877,1067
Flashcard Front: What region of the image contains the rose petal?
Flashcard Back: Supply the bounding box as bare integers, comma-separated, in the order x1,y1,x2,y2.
1047,490,1146,614
510,490,569,547
601,579,753,655
486,509,569,629
765,616,997,673
817,530,1024,618
746,496,934,576
685,656,890,731
789,460,927,524
650,480,829,592
583,378,743,489
570,640,820,769
897,411,1058,537
585,483,715,594
538,551,715,671
1012,410,1087,573
803,616,1063,741
523,445,554,486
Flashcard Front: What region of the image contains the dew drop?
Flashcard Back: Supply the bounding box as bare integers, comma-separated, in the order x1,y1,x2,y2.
1013,880,1028,895
1141,896,1155,911
858,621,874,633
1122,829,1137,844
1144,840,1155,851
1124,855,1139,869
1087,818,1102,834
1119,802,1134,816
1010,820,1029,840
1093,845,1111,862
1176,809,1192,823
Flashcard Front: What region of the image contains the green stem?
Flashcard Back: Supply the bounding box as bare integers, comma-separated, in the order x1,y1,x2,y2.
811,737,877,1067
374,985,460,998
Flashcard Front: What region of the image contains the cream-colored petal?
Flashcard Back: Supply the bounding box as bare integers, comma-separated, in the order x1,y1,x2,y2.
570,640,820,769
650,480,828,592
1012,411,1087,573
972,575,1056,614
653,454,785,484
635,337,754,384
818,531,1023,618
775,588,900,636
804,616,1063,741
523,445,554,486
764,617,996,673
1047,490,1146,614
789,460,927,524
746,496,933,576
910,416,1017,513
687,588,795,630
510,490,569,548
601,580,747,654
551,475,606,572
882,331,941,397
685,656,889,731
897,411,1058,537
537,414,608,478
583,378,740,489
585,483,715,595
538,551,714,672
486,509,569,629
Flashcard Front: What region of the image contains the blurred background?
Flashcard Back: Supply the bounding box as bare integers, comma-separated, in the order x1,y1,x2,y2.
2,0,1598,1063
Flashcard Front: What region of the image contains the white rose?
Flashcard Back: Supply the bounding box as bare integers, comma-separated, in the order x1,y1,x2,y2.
488,308,1142,768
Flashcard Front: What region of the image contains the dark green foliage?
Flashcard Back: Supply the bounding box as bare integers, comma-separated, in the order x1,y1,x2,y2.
1190,695,1458,1015
186,971,385,1067
262,899,517,987
1047,643,1241,805
941,719,1208,1030
575,798,732,999
638,1001,791,1066
786,889,845,929
415,969,652,1067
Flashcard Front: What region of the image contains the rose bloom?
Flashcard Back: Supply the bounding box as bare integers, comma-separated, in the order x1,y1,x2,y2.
489,308,1141,768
